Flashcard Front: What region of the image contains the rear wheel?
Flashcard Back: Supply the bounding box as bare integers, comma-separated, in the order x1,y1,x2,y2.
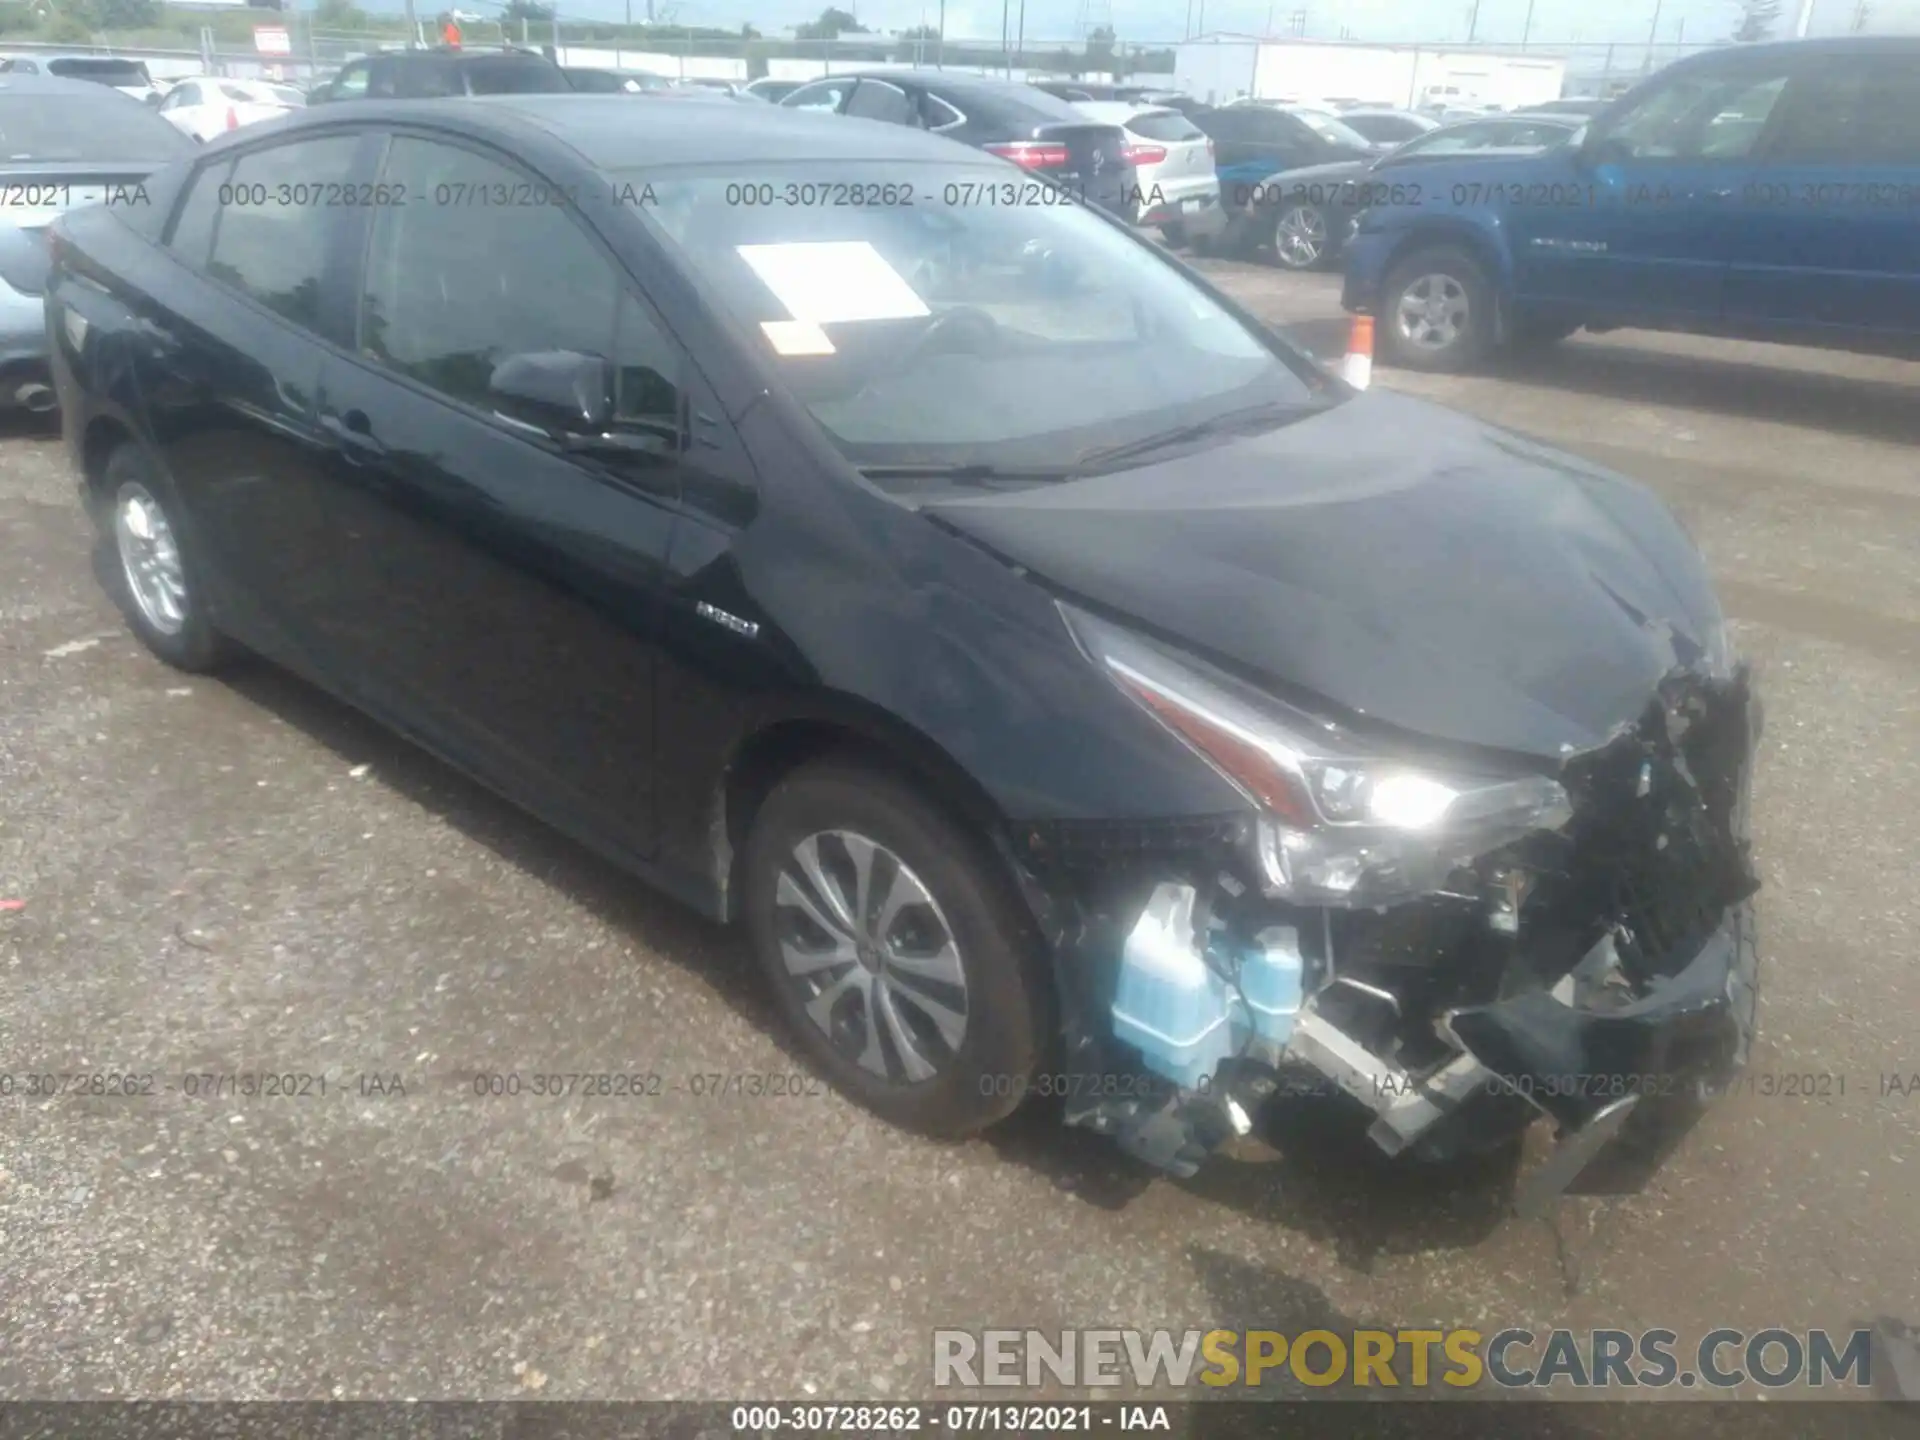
1159,220,1188,249
743,760,1049,1138
101,442,237,672
1378,245,1495,371
1271,202,1330,270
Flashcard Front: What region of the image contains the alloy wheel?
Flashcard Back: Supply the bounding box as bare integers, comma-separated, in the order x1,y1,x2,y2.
1394,272,1471,352
113,481,188,637
1273,204,1327,268
773,830,969,1085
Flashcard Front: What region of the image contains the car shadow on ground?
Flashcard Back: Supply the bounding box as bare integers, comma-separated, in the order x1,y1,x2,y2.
985,1091,1523,1273
1483,334,1920,446
222,654,1538,1274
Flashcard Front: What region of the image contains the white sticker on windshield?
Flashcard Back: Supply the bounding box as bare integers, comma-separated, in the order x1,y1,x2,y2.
736,241,931,325
760,320,837,356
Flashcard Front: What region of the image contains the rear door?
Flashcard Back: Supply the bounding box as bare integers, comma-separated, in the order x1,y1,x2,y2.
129,131,370,669
1720,51,1920,340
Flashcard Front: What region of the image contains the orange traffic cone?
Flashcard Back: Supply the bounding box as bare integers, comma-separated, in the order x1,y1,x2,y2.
1340,314,1374,390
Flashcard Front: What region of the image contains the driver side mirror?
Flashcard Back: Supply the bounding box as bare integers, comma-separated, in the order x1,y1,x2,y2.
489,350,613,437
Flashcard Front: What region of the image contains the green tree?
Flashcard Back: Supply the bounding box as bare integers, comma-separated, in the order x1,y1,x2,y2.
1085,22,1116,72
795,5,865,39
314,0,368,26
502,0,553,22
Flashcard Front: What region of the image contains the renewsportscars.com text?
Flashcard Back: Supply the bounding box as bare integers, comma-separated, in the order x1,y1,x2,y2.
932,1328,1873,1390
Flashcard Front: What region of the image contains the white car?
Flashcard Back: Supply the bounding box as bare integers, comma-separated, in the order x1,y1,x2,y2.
156,77,305,142
1072,101,1225,248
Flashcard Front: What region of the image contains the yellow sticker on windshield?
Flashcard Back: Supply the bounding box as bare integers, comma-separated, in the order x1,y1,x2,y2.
760,320,837,356
737,241,931,325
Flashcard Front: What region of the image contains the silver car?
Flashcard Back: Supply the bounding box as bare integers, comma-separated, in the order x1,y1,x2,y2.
0,75,192,413
1072,101,1225,247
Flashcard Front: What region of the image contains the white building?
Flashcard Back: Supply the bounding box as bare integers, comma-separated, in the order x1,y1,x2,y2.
1174,36,1566,112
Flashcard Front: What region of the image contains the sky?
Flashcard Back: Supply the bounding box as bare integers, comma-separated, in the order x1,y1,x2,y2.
528,0,1920,43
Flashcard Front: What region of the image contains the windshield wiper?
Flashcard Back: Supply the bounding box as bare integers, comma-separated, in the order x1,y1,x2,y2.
1072,399,1329,473
854,462,1078,487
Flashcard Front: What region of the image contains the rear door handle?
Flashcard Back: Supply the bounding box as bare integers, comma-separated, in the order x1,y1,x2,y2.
321,410,387,462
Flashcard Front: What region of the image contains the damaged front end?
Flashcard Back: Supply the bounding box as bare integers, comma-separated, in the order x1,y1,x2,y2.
1017,607,1761,1210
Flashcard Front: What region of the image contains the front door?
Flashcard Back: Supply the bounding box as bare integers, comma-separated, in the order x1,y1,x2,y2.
314,133,689,859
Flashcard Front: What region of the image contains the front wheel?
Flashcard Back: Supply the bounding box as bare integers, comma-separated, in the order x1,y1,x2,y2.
1378,245,1495,371
743,759,1050,1138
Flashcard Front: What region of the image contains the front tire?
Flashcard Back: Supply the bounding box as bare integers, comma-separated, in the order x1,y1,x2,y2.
1378,244,1495,371
100,441,236,672
743,759,1049,1138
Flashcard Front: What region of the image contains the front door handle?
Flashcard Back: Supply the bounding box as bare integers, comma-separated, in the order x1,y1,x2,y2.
321,410,387,462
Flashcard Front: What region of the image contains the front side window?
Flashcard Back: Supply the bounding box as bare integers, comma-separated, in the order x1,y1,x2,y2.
331,62,370,100
204,135,358,329
359,137,622,411
1595,66,1789,161
638,159,1321,481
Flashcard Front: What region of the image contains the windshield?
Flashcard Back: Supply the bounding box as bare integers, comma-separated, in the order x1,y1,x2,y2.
0,93,190,162
1289,108,1372,148
46,58,153,86
636,161,1323,479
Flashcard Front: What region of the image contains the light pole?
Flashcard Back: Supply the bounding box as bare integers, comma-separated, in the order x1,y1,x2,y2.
1521,0,1535,44
1644,0,1661,70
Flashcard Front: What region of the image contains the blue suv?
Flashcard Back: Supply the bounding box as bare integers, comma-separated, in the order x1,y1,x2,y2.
1340,38,1920,370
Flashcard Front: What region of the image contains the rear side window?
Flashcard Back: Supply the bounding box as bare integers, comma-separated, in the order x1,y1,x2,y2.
462,56,569,95
203,135,359,330
47,58,152,85
846,80,917,126
1125,110,1203,143
1765,57,1920,166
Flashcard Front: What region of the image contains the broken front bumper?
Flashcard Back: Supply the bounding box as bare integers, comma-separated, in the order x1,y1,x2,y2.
1034,664,1761,1207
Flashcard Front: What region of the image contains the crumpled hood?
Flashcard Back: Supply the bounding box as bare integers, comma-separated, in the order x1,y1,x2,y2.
925,390,1726,761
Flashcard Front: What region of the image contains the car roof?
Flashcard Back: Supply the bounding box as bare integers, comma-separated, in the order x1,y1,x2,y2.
264,93,1005,170
1341,107,1425,119
18,52,151,63
835,68,1086,111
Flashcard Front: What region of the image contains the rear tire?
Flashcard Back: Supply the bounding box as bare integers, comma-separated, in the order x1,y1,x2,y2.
1378,244,1495,371
743,759,1049,1139
1160,220,1188,249
99,441,238,673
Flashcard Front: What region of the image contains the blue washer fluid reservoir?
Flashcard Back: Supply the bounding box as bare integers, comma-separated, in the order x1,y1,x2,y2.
1110,882,1236,1091
1239,924,1305,1046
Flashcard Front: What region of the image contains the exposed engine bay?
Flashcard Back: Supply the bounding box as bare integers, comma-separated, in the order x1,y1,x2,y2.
1011,661,1762,1211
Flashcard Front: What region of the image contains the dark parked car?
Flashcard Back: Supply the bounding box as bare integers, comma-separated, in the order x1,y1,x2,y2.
0,54,161,104
565,67,672,94
780,71,1135,219
1248,113,1583,270
1,75,192,414
1192,102,1375,244
1525,97,1612,118
1342,37,1920,369
1033,81,1188,105
46,94,1761,1199
745,77,802,102
309,46,573,102
1335,108,1439,147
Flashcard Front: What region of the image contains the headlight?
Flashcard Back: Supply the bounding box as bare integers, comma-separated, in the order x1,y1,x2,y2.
1061,604,1573,907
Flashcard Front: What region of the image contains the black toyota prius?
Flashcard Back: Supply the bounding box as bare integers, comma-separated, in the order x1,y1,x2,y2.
46,96,1760,1206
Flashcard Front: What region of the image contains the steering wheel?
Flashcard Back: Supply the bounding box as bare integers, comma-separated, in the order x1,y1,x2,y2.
895,306,1000,367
